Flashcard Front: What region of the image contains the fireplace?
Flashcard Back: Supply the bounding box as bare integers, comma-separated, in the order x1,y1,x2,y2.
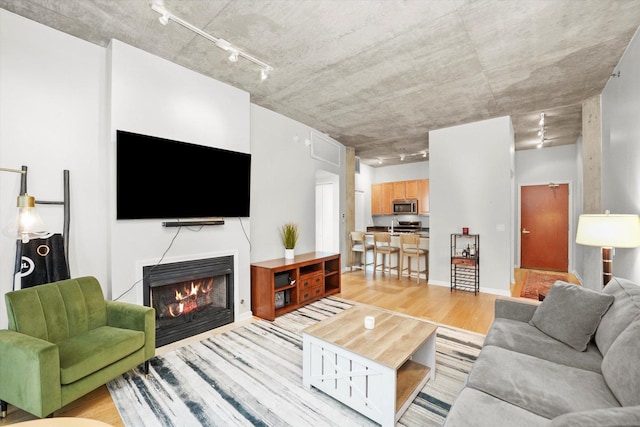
143,255,234,347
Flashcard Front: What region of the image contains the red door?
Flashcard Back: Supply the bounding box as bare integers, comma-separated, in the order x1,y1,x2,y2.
520,184,569,271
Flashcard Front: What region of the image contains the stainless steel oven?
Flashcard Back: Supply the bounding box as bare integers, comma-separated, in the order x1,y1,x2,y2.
392,199,418,214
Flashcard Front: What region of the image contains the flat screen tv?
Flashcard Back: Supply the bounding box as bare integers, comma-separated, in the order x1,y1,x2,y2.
116,130,251,220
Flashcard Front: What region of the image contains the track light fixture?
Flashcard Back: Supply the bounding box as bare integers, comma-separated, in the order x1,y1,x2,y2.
374,150,429,164
150,3,273,80
158,13,169,25
536,112,547,149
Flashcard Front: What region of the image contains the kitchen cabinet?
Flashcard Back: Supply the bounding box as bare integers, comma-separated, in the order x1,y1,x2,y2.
382,182,393,214
405,180,419,199
371,179,429,215
418,179,430,214
393,181,406,200
371,183,383,215
393,180,418,200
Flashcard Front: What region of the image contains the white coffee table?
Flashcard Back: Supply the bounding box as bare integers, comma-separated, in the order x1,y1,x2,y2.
302,304,437,427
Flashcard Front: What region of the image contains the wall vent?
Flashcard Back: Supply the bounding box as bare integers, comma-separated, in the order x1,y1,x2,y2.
309,130,341,167
355,156,361,174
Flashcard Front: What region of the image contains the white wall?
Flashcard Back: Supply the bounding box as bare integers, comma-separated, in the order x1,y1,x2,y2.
0,10,349,328
0,10,107,328
250,105,346,264
600,26,640,284
107,40,253,321
514,144,579,271
374,162,429,182
430,117,514,295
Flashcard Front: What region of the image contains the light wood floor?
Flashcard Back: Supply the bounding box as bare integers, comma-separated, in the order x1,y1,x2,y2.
0,268,577,425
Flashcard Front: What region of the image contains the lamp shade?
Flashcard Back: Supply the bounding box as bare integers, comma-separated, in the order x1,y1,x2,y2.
2,194,48,243
576,213,640,248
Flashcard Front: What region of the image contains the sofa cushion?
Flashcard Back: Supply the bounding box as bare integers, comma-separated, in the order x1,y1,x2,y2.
529,281,613,351
550,405,640,427
467,345,620,419
58,326,145,384
595,277,640,355
444,387,549,427
601,318,640,406
484,318,603,372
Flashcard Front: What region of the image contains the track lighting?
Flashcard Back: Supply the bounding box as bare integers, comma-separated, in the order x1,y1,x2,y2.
158,13,169,26
374,150,429,164
535,112,548,149
150,4,273,80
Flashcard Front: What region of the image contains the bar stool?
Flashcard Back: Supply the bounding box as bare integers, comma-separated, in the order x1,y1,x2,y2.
373,232,400,277
399,233,428,283
349,231,374,271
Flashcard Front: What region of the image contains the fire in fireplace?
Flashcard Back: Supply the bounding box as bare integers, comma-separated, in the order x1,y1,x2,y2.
143,255,234,347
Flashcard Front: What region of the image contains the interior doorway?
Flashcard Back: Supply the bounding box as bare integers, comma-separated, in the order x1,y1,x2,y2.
520,183,569,271
355,190,365,232
315,171,339,253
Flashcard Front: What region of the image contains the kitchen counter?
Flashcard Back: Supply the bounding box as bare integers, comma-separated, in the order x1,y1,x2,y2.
366,226,429,237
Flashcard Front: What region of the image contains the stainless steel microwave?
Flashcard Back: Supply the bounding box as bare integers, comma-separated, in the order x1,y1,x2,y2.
392,199,418,214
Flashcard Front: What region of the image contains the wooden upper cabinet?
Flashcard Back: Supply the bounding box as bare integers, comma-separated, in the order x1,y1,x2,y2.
372,179,428,215
393,181,406,200
405,180,418,199
382,182,394,214
371,183,383,215
418,179,430,214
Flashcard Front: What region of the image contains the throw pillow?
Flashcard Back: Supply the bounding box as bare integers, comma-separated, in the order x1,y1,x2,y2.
529,281,614,351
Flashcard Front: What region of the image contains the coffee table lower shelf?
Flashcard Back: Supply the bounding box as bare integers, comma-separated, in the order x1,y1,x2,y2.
397,359,431,411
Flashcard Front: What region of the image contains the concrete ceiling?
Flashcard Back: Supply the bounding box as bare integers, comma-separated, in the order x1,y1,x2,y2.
2,1,640,167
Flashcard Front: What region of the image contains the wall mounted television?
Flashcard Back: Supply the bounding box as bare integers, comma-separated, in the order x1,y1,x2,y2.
116,130,251,220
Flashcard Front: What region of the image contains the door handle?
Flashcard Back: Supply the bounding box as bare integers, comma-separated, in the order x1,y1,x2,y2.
522,228,531,234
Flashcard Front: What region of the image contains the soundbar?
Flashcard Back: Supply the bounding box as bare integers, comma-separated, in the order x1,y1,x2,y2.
162,219,225,227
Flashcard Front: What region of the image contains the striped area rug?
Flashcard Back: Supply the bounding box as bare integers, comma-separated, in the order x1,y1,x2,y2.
107,297,484,426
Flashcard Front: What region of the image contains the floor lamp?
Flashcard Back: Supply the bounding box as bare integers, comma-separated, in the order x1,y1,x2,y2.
576,210,640,287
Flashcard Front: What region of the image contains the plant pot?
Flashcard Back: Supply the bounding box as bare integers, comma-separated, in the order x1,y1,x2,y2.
285,248,295,259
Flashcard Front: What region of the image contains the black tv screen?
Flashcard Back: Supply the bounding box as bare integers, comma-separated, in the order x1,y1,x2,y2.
116,130,251,219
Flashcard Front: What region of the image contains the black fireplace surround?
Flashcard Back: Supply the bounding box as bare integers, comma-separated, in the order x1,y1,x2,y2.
143,256,234,347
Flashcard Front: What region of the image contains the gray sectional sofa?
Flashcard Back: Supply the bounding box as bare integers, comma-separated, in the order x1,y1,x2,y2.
444,277,640,426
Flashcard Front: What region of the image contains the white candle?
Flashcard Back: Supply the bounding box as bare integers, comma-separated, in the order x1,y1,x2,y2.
364,315,375,329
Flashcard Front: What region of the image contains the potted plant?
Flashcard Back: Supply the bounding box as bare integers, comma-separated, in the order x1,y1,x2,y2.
280,222,299,259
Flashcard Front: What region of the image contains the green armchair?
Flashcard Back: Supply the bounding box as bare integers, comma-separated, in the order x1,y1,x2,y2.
0,276,155,418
